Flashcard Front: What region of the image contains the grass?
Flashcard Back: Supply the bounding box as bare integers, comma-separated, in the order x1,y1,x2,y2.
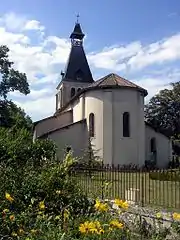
72,170,180,210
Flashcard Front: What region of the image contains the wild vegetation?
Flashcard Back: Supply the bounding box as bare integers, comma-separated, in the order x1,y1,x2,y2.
1,153,180,239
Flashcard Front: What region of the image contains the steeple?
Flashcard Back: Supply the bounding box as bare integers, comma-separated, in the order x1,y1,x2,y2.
61,20,94,83
70,15,85,41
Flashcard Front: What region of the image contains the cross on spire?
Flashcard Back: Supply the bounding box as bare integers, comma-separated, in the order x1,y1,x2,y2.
76,14,80,23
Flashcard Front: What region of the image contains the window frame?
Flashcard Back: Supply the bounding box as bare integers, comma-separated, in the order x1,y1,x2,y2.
70,87,76,98
123,112,130,137
89,113,95,138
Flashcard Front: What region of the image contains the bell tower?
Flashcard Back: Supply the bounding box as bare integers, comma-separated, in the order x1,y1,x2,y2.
56,18,94,110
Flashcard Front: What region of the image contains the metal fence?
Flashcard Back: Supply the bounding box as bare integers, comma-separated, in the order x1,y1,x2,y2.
71,165,180,210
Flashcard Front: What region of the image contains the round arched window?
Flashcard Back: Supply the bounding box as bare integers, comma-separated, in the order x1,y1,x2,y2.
89,113,95,137
71,87,76,97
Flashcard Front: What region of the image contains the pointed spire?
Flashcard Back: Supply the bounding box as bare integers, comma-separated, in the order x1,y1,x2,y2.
60,20,93,84
70,15,85,40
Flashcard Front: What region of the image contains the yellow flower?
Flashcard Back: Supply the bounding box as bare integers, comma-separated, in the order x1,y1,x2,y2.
11,232,17,237
63,209,70,220
114,199,129,209
55,215,61,220
122,201,129,209
109,219,124,229
156,212,162,219
37,211,43,215
3,209,9,213
173,212,180,221
94,199,109,212
56,190,61,194
18,228,25,235
30,229,38,235
89,228,98,234
5,192,14,202
97,228,104,234
39,201,45,210
9,215,15,221
79,221,94,234
93,221,104,234
79,221,104,235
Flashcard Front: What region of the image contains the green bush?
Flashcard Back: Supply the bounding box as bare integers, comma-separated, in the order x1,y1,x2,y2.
149,170,180,182
0,152,94,237
0,127,56,167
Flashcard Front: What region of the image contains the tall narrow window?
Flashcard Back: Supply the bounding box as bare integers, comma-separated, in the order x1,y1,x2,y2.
77,88,81,92
71,87,75,98
56,93,58,110
150,137,157,163
123,112,130,137
150,138,156,152
60,88,63,108
89,113,95,137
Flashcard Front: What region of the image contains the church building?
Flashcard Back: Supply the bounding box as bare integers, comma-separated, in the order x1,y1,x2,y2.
33,21,172,168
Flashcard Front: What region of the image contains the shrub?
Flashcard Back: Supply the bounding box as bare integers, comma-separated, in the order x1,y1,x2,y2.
0,152,94,237
0,127,56,167
149,170,180,182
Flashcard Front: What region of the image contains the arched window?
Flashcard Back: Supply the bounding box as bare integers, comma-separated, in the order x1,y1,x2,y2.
150,138,156,152
71,87,75,98
123,112,130,137
77,88,81,92
89,113,95,137
150,137,157,163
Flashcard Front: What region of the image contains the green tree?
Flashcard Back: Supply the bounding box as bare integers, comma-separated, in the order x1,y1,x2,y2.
0,100,32,130
0,45,31,129
145,81,180,139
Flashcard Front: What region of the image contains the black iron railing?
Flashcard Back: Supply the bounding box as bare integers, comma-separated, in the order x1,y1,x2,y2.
71,164,180,210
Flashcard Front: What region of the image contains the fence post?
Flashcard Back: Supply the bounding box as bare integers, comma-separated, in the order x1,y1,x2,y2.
141,169,144,207
101,163,104,200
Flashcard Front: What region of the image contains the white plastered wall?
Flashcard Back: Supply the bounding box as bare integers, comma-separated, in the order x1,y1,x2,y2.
145,125,172,168
56,81,91,109
111,89,145,166
47,120,89,161
70,88,145,166
33,110,73,139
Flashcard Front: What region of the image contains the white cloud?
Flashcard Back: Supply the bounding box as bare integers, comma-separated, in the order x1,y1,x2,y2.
134,76,173,103
128,34,180,70
0,27,30,45
15,96,55,121
24,20,45,32
89,34,180,72
88,42,141,71
10,87,54,100
0,12,26,31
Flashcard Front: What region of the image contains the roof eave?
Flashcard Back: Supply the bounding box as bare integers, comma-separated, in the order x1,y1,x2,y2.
55,85,148,115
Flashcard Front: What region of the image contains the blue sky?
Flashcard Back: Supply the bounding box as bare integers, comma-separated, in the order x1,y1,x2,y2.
0,0,180,120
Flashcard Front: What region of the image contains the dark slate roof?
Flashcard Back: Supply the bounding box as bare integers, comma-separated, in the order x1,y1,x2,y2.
90,73,148,95
55,73,148,115
56,22,94,87
62,43,94,83
70,23,85,40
